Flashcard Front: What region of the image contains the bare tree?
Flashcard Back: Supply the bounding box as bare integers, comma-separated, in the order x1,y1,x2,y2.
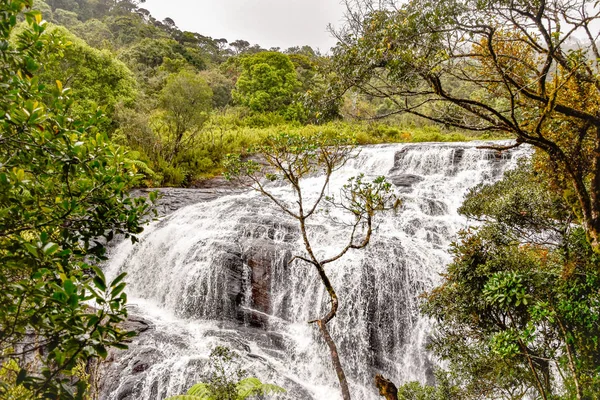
224,132,397,400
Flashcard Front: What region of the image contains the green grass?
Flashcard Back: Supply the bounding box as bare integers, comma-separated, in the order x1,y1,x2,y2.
138,114,511,187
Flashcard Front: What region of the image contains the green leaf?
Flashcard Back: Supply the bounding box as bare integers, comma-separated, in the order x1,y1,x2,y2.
16,368,27,385
93,276,106,292
68,293,79,308
86,315,99,328
110,282,126,298
236,377,285,398
96,344,108,359
92,266,106,284
187,383,212,397
42,242,59,255
64,279,76,295
24,243,38,257
110,272,127,288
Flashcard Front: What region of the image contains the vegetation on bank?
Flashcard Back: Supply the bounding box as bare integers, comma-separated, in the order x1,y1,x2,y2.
126,115,506,187
0,1,154,397
9,0,504,189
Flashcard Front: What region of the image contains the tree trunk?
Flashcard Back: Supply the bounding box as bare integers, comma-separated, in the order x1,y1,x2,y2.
374,374,398,400
316,320,351,400
311,263,351,399
299,217,352,399
520,343,548,400
557,317,583,400
587,125,600,252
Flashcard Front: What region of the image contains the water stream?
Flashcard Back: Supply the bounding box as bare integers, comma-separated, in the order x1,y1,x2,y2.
101,142,529,400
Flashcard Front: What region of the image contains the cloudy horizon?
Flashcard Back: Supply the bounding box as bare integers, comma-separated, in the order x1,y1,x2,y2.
142,0,347,53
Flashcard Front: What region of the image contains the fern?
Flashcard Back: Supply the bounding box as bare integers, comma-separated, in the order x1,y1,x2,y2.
236,377,286,398
165,377,285,400
125,158,156,177
187,383,213,397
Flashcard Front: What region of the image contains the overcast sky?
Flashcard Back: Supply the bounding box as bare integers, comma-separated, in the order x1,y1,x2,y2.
142,0,347,53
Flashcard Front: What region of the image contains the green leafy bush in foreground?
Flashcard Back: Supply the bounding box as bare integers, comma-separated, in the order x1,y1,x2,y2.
0,0,152,397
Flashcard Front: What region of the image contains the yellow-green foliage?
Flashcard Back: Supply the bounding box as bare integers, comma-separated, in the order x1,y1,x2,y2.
0,359,40,400
122,105,508,187
42,25,138,113
141,112,508,186
70,360,91,399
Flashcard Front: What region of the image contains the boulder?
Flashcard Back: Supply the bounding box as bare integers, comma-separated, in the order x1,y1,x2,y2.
388,174,424,191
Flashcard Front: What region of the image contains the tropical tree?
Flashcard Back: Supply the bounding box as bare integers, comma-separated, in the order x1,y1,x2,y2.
419,164,600,399
224,132,398,400
199,69,234,109
70,18,113,48
331,0,600,252
42,25,137,116
229,39,250,55
232,52,301,116
157,69,212,161
0,1,152,397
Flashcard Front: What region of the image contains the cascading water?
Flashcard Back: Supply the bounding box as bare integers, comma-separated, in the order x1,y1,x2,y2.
100,141,529,400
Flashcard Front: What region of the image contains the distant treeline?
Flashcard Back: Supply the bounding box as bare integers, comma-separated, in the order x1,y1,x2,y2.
28,0,498,186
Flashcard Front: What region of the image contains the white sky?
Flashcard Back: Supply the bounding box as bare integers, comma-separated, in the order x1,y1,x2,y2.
142,0,347,53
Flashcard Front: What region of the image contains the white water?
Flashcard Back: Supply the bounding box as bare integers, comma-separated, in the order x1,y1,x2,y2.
102,142,529,400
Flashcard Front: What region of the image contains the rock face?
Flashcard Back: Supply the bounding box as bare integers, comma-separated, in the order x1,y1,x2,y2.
243,241,277,326
133,187,242,218
100,143,529,400
100,185,301,399
388,174,424,191
244,245,293,327
98,315,314,400
238,217,296,327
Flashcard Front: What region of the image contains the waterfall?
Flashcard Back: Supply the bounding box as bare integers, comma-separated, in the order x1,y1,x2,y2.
100,141,529,400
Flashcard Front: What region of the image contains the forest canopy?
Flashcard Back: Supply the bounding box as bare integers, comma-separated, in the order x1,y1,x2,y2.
9,0,501,188
0,0,153,396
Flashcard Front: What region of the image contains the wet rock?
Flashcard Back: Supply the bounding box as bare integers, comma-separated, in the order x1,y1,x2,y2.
452,148,464,165
402,218,423,235
392,148,409,169
174,241,245,321
242,240,293,328
97,315,160,399
121,317,153,335
132,187,243,218
419,199,448,216
192,176,238,189
485,149,512,161
388,174,424,191
132,361,149,374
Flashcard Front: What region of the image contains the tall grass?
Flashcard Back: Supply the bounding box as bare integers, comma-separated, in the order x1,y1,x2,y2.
140,111,510,186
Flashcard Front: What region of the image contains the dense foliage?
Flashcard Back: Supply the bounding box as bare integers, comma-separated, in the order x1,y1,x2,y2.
7,0,598,398
328,0,600,396
394,164,600,399
15,0,499,187
233,52,302,116
0,0,153,397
